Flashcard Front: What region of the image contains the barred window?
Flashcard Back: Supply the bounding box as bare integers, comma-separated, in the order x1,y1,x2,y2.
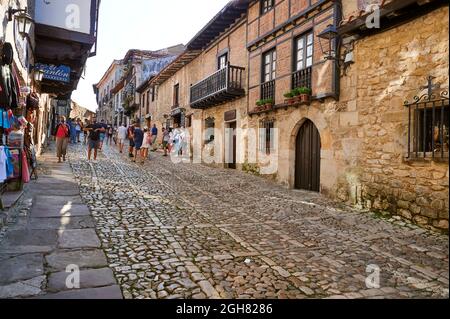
205,117,215,144
260,120,275,155
260,0,274,14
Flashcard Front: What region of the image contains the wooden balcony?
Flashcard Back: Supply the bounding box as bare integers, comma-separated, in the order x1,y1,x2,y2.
190,63,245,109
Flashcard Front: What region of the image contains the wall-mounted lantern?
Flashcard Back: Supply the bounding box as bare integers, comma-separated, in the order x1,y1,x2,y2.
8,6,34,37
318,24,339,62
318,24,356,73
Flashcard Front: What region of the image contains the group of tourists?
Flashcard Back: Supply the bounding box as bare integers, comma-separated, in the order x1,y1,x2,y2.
116,121,170,164
54,115,187,164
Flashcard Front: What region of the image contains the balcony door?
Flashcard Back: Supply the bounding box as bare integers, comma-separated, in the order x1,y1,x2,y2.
218,53,228,70
226,121,237,169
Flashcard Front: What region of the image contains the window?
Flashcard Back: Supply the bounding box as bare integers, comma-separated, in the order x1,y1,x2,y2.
409,105,449,158
263,49,276,83
173,84,180,107
295,32,314,71
261,49,276,100
218,53,228,70
151,86,156,102
260,0,274,14
205,117,215,144
259,120,275,155
146,90,150,114
186,115,192,128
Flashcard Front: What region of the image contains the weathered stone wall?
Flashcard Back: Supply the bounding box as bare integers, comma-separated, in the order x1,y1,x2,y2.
339,6,450,231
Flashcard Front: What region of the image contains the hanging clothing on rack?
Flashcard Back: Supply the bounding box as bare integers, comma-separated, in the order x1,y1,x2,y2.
0,146,14,183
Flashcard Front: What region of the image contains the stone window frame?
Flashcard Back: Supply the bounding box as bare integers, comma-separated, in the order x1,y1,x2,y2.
259,118,275,155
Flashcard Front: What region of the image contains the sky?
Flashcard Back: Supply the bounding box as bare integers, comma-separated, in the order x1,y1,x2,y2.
72,0,231,112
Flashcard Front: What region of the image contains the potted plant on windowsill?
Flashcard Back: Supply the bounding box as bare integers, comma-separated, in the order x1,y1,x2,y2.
255,100,264,112
284,92,295,105
291,87,301,103
298,87,312,104
264,98,274,110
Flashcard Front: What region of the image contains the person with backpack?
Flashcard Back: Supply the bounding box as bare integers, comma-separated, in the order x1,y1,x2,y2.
53,116,70,163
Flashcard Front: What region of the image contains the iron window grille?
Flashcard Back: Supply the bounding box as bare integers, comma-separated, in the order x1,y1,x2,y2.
205,117,215,144
405,91,449,160
259,119,275,155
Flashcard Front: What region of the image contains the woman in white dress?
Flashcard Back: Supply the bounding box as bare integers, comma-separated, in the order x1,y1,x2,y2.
140,128,152,163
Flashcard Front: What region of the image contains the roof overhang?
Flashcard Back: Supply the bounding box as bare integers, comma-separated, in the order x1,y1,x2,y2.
338,0,447,36
150,50,202,86
34,0,100,99
186,0,251,50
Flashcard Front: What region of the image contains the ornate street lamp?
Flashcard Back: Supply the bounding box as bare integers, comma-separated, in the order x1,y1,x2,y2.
318,24,355,72
8,7,34,37
34,67,45,82
318,24,339,62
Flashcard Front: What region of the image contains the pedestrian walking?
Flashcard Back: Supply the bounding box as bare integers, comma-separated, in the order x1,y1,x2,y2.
168,128,174,154
75,119,82,143
67,118,77,144
132,122,144,163
107,124,114,146
140,127,152,163
53,116,70,163
85,117,105,161
99,119,108,150
151,124,158,152
117,123,127,154
83,119,90,145
162,127,170,156
128,123,136,158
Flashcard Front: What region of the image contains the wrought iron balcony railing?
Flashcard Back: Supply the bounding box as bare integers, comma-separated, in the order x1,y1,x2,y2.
190,63,245,109
292,66,312,90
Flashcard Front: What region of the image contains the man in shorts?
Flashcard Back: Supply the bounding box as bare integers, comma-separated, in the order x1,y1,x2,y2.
117,123,128,153
86,117,105,161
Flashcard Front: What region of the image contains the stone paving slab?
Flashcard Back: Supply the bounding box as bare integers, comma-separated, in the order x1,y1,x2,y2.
0,254,44,285
47,268,117,292
58,229,101,249
27,216,96,230
45,249,109,272
35,285,123,299
31,203,90,218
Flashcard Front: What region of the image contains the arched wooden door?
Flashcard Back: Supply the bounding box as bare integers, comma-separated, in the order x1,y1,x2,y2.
295,120,321,192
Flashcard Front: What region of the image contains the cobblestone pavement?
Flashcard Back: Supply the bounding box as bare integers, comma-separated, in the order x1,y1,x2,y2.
69,143,449,299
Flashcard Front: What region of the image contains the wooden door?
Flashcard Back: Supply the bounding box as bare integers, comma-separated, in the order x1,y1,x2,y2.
228,122,237,169
295,120,321,192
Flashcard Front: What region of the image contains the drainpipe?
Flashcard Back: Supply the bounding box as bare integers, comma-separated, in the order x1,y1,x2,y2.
332,0,343,101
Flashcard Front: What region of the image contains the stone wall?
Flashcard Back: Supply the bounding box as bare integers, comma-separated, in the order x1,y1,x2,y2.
339,6,450,231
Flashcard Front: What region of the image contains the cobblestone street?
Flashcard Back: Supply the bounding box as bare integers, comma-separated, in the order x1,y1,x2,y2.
59,143,447,300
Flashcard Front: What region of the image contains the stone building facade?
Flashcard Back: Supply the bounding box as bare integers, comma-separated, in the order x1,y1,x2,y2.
142,0,449,232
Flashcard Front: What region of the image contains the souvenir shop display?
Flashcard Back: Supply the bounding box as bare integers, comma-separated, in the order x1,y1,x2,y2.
0,42,37,197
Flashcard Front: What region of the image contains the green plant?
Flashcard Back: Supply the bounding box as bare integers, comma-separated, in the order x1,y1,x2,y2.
298,87,312,95
265,98,274,105
242,162,260,175
291,88,301,96
256,100,264,107
284,92,294,99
